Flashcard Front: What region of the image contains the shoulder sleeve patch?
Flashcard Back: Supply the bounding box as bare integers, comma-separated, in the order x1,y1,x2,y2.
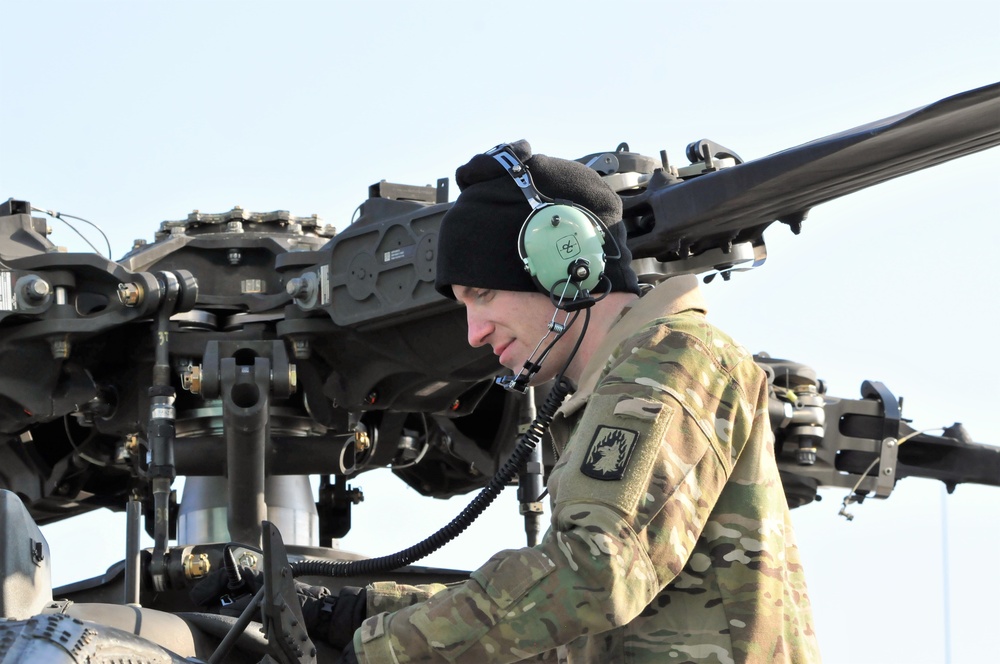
556,393,677,516
581,426,639,481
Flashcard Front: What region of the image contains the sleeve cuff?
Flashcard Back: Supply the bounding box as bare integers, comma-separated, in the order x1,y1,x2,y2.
355,612,397,664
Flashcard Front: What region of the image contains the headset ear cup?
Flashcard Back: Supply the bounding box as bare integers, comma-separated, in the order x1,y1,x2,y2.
519,203,607,295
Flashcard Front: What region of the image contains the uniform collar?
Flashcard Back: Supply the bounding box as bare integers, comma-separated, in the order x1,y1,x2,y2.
557,274,707,419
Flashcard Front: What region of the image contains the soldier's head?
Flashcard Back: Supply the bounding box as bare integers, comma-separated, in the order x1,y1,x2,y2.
436,140,640,385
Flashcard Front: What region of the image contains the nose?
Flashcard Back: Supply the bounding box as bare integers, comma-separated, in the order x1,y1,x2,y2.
465,308,493,348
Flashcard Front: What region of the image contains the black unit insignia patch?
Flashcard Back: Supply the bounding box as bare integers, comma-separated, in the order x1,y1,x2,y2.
580,426,639,481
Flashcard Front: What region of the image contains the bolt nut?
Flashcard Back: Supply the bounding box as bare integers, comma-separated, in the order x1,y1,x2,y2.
182,553,211,580
181,365,202,394
354,430,371,453
51,339,71,359
237,552,258,569
291,340,311,359
117,283,144,307
241,279,264,294
228,248,242,265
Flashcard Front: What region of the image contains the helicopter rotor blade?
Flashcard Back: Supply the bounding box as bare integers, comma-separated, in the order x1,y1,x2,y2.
629,81,1000,260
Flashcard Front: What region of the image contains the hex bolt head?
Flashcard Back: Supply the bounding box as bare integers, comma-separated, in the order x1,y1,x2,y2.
25,278,51,301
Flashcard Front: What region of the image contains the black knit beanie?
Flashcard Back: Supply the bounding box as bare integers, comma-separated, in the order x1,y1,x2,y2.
435,140,639,299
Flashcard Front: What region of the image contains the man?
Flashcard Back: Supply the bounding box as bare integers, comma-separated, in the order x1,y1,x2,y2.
198,141,821,663
332,140,822,663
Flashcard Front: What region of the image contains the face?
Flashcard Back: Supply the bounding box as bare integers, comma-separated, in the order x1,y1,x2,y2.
452,285,581,384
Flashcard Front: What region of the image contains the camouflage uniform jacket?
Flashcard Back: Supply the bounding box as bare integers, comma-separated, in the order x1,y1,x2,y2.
352,276,821,663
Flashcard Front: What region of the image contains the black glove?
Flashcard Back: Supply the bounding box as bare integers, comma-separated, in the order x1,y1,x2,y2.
337,637,360,664
301,585,367,650
190,562,365,649
190,564,268,617
189,564,332,619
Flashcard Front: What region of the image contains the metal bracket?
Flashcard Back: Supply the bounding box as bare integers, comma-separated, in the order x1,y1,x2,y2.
261,520,317,664
860,380,902,498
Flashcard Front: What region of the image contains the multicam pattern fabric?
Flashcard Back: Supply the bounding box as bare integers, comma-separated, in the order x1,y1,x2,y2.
354,284,821,663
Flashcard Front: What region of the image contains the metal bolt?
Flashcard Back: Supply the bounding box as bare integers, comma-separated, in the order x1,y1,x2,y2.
291,340,311,359
884,438,897,448
796,447,817,465
227,221,244,233
51,339,71,359
182,553,211,579
551,214,561,226
228,248,242,265
241,279,264,294
181,365,202,394
354,430,371,453
117,283,143,307
237,552,258,568
883,467,893,475
286,277,308,298
23,277,51,301
132,239,147,250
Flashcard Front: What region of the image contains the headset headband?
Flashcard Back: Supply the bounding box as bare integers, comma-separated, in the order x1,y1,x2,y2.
485,144,550,211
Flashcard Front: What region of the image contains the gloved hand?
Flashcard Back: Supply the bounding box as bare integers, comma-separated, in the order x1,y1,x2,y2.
189,564,331,617
189,564,270,617
337,637,360,664
301,585,367,650
189,563,366,649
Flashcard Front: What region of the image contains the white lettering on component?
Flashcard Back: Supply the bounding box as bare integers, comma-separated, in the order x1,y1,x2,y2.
0,272,13,311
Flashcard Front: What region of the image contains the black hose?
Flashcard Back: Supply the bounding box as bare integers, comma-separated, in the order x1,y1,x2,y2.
291,376,573,579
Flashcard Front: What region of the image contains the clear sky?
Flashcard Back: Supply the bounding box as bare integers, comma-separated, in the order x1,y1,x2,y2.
3,1,998,663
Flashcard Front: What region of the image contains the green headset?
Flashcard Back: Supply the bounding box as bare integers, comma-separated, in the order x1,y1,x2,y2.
486,144,620,306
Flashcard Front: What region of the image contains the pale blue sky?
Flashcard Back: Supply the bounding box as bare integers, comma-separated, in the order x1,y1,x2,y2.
4,2,999,662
